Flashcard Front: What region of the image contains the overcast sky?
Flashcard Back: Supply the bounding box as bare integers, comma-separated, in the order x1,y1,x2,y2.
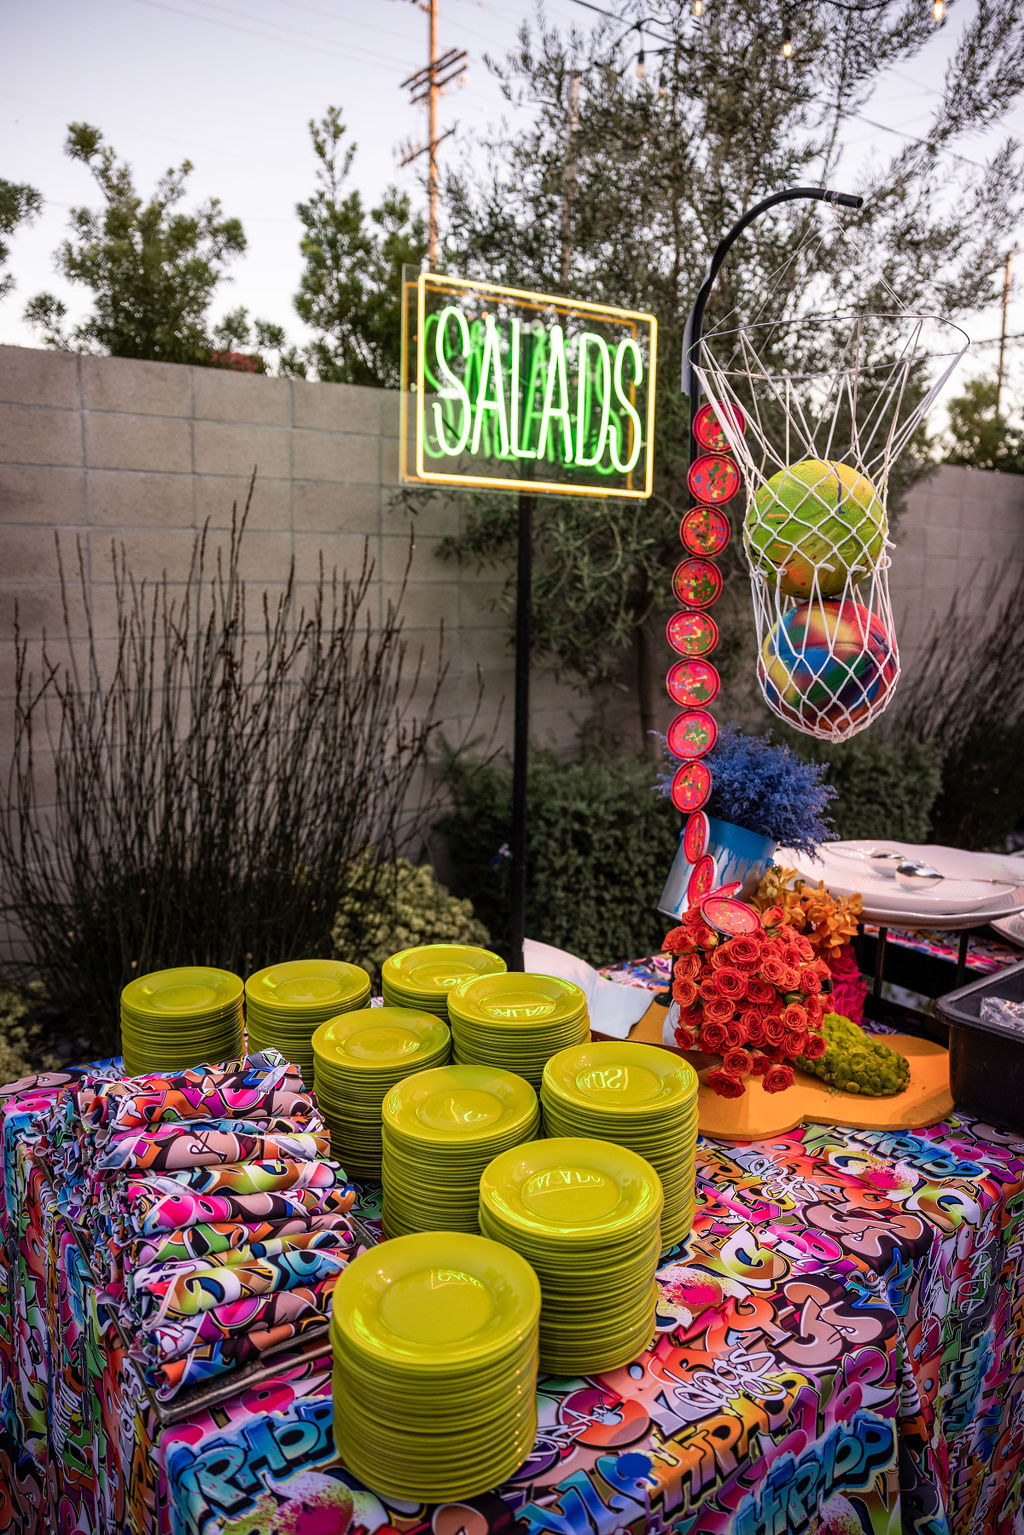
2,0,1022,397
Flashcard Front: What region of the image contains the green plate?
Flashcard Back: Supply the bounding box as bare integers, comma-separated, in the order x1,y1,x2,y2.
245,959,370,1016
479,1137,662,1246
382,944,506,997
121,967,244,1022
313,1009,450,1074
382,1065,537,1148
332,1231,539,1376
448,972,587,1029
333,1413,536,1501
333,1344,537,1420
543,1042,697,1119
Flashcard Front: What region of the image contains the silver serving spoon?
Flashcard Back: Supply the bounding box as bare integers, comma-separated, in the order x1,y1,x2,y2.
895,858,1014,892
864,849,905,877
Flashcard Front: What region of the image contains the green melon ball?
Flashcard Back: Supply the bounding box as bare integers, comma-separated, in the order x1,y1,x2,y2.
746,458,886,598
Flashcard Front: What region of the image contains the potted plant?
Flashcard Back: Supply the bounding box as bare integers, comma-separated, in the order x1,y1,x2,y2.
658,724,836,918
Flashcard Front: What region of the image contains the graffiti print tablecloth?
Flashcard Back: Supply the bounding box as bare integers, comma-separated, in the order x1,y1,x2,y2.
4,1066,1024,1535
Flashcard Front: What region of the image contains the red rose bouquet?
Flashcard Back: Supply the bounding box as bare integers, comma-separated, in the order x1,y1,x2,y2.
664,903,829,1097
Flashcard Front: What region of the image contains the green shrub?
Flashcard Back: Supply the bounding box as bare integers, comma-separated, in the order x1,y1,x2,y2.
0,490,445,1053
437,747,680,967
0,983,60,1088
332,857,490,984
786,732,944,844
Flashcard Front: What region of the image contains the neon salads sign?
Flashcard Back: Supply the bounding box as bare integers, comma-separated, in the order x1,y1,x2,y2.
400,271,657,497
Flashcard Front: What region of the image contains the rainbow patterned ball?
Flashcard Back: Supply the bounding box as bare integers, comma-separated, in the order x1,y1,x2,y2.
759,598,898,733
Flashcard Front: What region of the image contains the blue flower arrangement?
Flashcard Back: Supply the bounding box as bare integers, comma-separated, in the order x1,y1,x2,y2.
659,723,836,857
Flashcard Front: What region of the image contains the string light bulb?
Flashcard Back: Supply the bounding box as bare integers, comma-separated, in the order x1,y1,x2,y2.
782,31,794,57
932,0,945,17
637,48,647,79
692,0,704,17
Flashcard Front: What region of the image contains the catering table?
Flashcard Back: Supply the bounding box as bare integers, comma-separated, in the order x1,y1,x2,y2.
4,1054,1024,1535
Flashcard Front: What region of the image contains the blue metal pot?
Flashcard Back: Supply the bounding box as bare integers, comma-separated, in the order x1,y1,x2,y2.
658,816,777,920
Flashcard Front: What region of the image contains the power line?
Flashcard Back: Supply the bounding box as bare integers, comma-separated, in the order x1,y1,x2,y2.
128,0,418,72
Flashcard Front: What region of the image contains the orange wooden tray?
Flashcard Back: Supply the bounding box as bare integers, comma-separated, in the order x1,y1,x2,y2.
592,1000,954,1142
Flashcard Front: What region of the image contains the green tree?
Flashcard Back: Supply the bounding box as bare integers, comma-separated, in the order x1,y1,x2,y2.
945,375,1024,472
434,0,1024,748
211,306,301,377
0,179,42,299
25,123,251,363
292,107,428,386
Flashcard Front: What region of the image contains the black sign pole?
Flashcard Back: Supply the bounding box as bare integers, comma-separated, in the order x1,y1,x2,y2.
682,186,863,457
509,488,534,973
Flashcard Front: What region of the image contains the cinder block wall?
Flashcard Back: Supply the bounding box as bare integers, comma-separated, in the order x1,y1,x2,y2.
2,343,1022,808
0,345,641,826
888,464,1024,671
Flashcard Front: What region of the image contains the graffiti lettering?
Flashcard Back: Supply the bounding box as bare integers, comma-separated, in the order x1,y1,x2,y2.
732,1413,895,1535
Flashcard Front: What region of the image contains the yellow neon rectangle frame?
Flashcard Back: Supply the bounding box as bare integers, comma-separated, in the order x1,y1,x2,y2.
402,271,658,500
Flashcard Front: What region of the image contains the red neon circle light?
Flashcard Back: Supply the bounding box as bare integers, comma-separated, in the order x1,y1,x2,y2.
680,504,731,558
666,709,718,760
686,453,741,505
670,760,712,813
666,659,720,709
666,611,719,658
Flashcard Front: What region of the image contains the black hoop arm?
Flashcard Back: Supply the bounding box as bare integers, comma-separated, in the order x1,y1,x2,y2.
682,186,864,442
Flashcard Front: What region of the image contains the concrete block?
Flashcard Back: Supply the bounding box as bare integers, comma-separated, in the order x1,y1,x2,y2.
380,394,400,436
195,474,290,532
889,554,925,593
293,480,380,534
0,346,79,408
382,581,458,630
84,412,190,473
893,519,925,555
86,470,193,528
0,525,69,583
925,525,960,559
459,581,509,624
224,530,294,585
292,430,379,484
919,494,961,528
293,380,381,435
193,421,290,478
380,435,401,487
113,528,203,583
0,579,89,641
82,355,189,417
389,491,461,538
380,533,453,584
0,464,85,523
192,368,291,426
0,402,82,466
293,532,373,583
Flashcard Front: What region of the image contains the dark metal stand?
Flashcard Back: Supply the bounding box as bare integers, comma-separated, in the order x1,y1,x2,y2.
682,185,864,449
855,921,975,1043
510,491,535,972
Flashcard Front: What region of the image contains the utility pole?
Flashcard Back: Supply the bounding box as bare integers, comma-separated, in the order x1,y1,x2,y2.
559,70,582,287
996,245,1018,414
399,1,466,263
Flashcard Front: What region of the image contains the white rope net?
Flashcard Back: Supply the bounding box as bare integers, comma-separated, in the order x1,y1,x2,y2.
695,309,969,741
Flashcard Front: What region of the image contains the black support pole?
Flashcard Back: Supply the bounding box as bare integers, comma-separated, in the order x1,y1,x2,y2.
683,187,863,455
510,491,535,972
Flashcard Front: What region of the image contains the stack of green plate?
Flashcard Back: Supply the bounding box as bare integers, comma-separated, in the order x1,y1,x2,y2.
244,960,371,1085
120,967,244,1077
311,1007,451,1179
331,1231,540,1503
447,972,590,1088
381,1064,539,1237
380,944,507,1021
541,1042,699,1252
480,1136,663,1376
